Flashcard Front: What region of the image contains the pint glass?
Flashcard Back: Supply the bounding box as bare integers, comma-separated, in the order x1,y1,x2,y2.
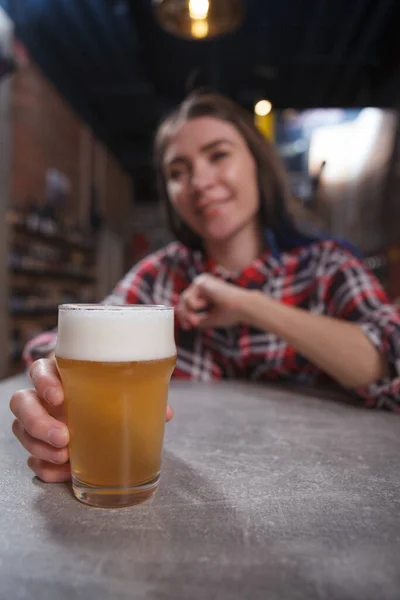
55,304,176,508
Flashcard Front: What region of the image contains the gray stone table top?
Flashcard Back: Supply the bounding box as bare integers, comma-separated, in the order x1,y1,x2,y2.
1,375,400,600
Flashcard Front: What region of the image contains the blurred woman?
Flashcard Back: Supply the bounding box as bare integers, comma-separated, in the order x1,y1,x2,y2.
10,92,400,482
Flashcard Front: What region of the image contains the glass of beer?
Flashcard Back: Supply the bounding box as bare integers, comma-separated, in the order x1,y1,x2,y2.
55,304,176,508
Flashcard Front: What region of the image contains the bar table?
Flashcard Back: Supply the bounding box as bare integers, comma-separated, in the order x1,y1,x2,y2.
1,375,399,600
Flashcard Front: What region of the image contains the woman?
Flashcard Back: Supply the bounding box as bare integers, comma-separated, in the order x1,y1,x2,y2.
10,93,400,483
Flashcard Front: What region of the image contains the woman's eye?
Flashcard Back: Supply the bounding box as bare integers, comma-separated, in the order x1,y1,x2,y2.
169,169,184,180
211,151,229,162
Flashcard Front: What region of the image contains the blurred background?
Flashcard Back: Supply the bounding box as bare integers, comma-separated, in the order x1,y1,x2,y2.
1,0,400,378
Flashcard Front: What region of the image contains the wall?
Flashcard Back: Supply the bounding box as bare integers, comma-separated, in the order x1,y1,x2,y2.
93,139,134,299
0,7,13,379
1,46,133,377
384,120,400,302
10,61,81,214
10,53,133,228
9,51,134,275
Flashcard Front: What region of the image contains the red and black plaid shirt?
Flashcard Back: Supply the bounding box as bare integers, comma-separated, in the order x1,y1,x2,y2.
26,240,400,411
104,240,400,411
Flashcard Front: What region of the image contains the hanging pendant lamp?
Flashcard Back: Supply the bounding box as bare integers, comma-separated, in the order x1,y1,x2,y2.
153,0,244,40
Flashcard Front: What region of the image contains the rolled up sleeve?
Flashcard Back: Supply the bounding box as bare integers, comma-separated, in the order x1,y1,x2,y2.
356,306,400,410
326,248,400,411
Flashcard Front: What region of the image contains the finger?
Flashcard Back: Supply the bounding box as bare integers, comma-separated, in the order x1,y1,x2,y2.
29,358,64,406
175,303,195,331
176,312,191,330
195,279,221,302
178,312,205,331
10,388,69,448
27,456,72,483
186,311,210,328
182,291,208,312
178,284,210,327
166,405,174,422
12,419,69,464
195,312,222,329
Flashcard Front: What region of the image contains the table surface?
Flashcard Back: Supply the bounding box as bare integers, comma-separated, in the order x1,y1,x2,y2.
1,375,400,600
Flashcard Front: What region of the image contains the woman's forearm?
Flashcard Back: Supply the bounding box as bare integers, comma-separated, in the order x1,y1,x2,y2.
238,290,388,389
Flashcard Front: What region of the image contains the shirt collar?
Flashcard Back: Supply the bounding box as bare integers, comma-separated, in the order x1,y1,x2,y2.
191,245,275,283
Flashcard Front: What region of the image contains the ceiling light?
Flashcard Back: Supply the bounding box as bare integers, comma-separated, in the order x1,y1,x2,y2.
189,0,209,20
153,0,244,40
255,100,272,117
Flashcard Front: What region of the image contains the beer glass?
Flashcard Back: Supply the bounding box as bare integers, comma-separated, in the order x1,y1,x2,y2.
55,304,176,508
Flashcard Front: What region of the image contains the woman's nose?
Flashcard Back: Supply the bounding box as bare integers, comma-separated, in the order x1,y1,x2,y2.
190,164,215,194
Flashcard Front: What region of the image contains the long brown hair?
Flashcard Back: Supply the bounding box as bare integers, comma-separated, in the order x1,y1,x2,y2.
154,92,294,250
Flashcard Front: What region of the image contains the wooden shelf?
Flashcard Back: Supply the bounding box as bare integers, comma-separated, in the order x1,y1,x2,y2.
11,266,96,284
12,223,96,253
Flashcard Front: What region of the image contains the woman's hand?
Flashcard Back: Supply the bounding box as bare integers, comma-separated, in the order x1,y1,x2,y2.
10,357,174,483
10,358,71,483
176,274,248,330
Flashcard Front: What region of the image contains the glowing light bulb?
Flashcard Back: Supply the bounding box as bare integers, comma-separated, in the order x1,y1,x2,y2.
188,0,209,20
255,99,272,117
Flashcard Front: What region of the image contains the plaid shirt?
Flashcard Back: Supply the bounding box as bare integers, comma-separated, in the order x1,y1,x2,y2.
26,240,400,411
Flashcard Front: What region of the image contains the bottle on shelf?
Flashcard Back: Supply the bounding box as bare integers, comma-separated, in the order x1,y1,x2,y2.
25,200,41,233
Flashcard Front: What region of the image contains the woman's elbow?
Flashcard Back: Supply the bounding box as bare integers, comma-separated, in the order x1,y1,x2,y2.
338,354,389,389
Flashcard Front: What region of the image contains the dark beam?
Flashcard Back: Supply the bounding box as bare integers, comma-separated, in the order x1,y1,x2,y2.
120,148,152,164
315,0,374,105
74,0,134,81
334,0,396,104
90,82,154,95
54,0,109,82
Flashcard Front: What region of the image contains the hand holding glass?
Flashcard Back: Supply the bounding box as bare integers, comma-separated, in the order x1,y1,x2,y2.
55,304,176,508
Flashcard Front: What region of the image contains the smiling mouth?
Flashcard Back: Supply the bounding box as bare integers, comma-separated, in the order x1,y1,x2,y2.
197,200,229,216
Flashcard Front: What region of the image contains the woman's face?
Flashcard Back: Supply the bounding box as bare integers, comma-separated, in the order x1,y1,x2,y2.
163,116,260,245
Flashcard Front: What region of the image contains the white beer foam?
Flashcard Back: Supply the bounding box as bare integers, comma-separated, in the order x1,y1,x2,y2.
56,305,176,362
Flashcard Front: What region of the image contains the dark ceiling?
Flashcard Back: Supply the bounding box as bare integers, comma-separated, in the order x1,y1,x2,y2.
2,0,400,198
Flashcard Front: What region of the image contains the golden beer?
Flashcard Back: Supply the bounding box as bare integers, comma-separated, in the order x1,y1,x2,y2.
55,305,176,508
